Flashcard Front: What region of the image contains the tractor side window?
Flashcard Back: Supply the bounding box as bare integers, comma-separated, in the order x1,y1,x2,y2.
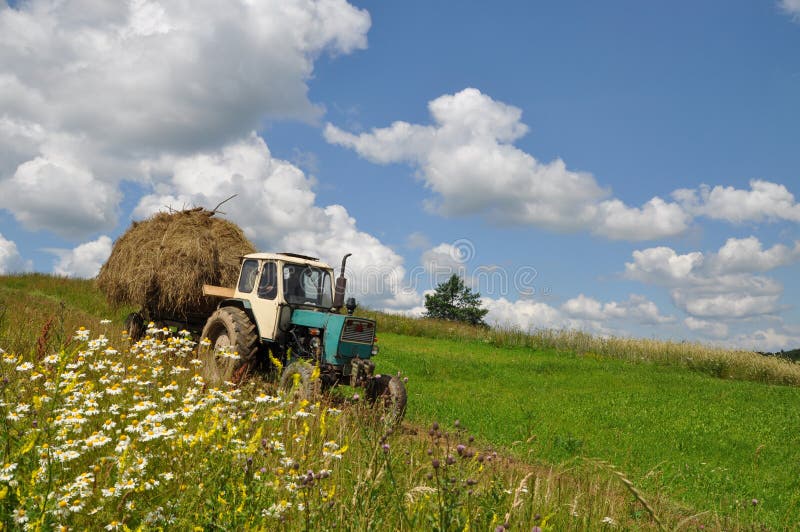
257,261,277,300
237,259,259,293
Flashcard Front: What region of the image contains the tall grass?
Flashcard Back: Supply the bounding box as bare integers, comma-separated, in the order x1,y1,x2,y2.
360,310,800,386
1,320,715,530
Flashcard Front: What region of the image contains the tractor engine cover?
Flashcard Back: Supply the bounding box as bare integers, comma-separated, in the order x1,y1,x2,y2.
290,310,376,365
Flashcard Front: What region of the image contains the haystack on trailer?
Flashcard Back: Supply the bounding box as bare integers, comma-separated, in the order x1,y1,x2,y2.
96,207,255,335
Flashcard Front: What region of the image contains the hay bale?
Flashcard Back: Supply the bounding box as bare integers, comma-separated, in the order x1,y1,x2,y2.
96,207,256,320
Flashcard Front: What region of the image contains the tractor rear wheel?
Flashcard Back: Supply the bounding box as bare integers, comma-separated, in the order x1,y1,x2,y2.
279,360,321,401
368,374,407,425
200,307,259,385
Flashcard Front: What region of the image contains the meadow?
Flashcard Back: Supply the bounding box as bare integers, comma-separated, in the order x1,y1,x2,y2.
1,274,798,529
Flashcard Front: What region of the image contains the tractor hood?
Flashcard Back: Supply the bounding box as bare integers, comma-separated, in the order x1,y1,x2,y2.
290,309,376,364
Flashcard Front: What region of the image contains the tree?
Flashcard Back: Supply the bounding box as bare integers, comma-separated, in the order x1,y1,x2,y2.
424,274,489,326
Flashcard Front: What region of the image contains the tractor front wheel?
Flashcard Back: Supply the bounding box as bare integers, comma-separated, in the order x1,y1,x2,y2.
279,360,321,401
200,307,259,385
367,374,407,425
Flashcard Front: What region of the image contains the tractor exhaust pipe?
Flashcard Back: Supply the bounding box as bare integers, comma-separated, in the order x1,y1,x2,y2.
333,253,352,310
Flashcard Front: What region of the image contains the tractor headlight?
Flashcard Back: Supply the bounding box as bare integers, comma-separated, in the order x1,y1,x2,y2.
371,343,379,356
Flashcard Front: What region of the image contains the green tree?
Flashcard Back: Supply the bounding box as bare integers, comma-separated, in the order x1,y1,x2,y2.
424,274,489,326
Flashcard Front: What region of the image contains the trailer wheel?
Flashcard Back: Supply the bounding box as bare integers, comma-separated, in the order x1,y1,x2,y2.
200,307,259,385
123,312,145,342
368,374,407,425
279,360,321,401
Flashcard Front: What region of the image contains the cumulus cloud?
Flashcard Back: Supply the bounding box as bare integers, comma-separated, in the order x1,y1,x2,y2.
0,155,120,237
684,317,729,339
710,236,800,274
0,233,32,274
672,180,800,224
561,293,673,325
779,0,800,17
420,243,469,278
734,327,800,352
0,0,370,237
133,134,415,309
482,297,566,331
325,88,691,240
624,247,704,284
50,235,113,278
624,237,798,322
480,292,672,335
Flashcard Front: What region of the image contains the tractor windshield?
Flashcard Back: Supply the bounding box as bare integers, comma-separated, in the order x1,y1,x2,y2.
282,264,333,308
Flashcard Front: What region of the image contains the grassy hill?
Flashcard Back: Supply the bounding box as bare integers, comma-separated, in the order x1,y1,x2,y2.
1,274,799,529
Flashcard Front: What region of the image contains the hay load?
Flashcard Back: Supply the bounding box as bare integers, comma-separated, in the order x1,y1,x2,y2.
96,207,256,322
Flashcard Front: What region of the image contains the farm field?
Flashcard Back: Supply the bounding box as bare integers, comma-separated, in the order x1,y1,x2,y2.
376,332,800,527
1,274,799,529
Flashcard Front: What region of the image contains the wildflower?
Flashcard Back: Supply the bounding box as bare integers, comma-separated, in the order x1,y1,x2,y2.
115,435,131,453
43,354,60,365
602,516,617,527
100,319,112,325
84,433,111,449
255,393,280,404
0,462,18,482
263,500,292,518
75,327,90,341
68,499,85,513
16,361,34,372
115,478,137,491
105,521,122,530
14,507,28,524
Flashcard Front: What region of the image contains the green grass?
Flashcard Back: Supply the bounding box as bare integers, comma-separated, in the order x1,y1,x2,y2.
376,332,800,527
2,274,799,529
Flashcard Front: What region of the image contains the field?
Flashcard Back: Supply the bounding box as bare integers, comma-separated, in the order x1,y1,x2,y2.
1,274,799,530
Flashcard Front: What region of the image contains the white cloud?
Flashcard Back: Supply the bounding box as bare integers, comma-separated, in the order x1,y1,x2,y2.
50,235,113,278
710,236,800,274
0,155,119,237
420,243,469,277
406,232,431,250
0,0,370,237
482,297,566,331
594,198,692,241
625,237,795,322
672,291,782,319
479,292,672,335
0,233,32,274
133,134,414,309
779,0,800,17
561,293,673,325
684,317,729,339
624,247,704,284
733,327,800,352
673,180,800,224
325,88,690,240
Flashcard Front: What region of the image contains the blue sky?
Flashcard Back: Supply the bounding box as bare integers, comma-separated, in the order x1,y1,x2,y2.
1,0,798,349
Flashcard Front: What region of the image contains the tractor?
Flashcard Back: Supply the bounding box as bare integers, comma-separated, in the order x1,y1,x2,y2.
197,252,406,421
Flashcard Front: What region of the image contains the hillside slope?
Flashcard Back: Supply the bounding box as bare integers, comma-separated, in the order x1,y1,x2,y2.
1,274,798,529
